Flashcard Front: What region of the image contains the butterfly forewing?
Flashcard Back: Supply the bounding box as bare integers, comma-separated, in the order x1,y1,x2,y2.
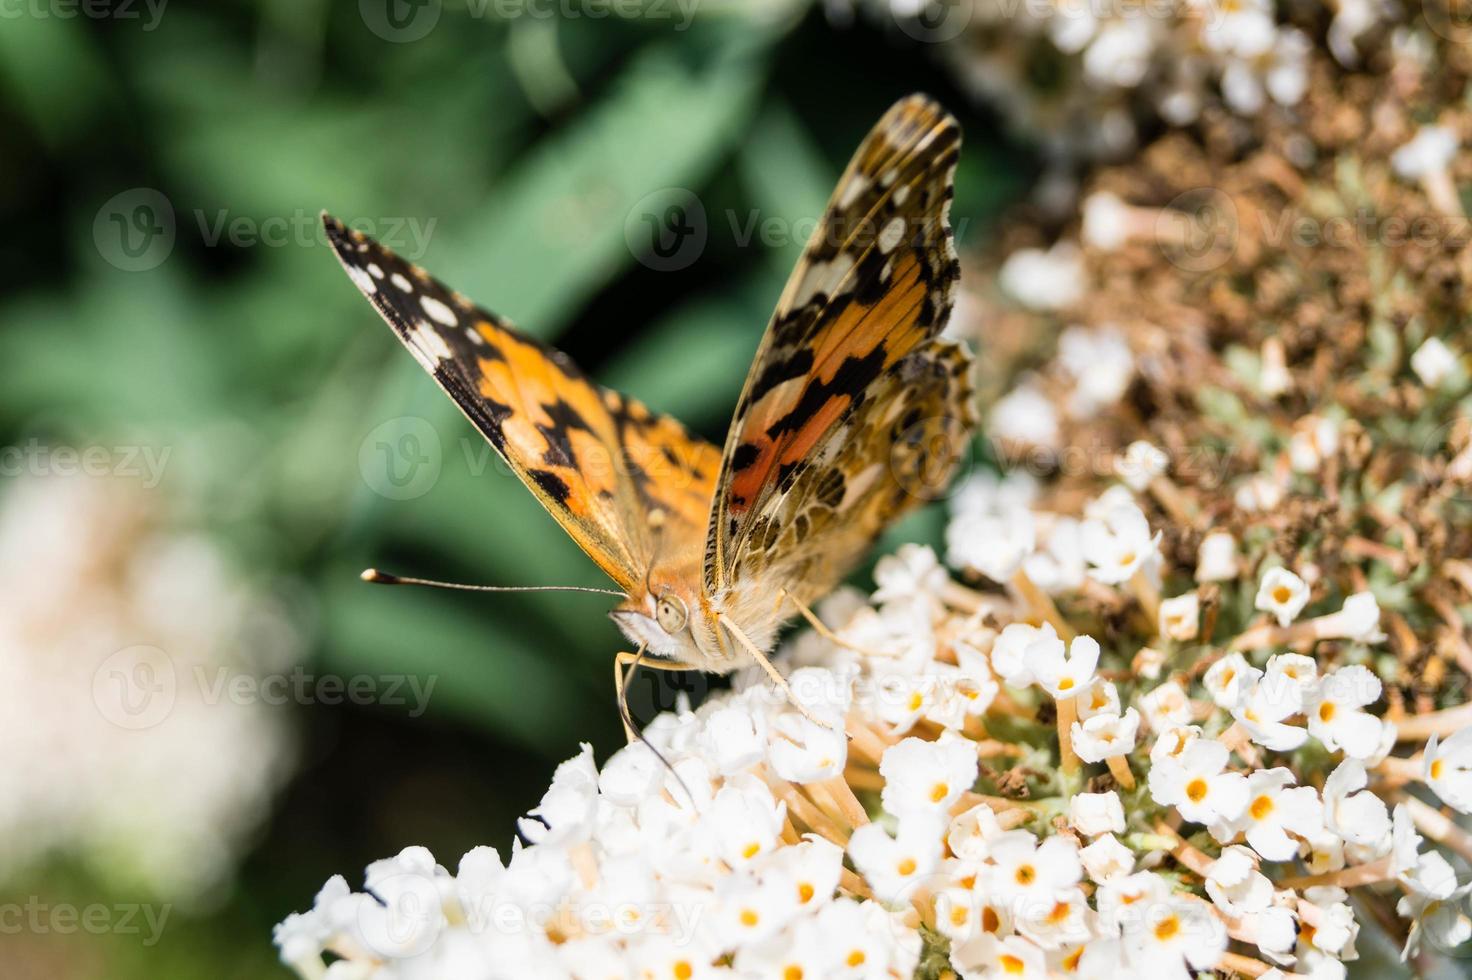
323,214,720,595
704,94,969,600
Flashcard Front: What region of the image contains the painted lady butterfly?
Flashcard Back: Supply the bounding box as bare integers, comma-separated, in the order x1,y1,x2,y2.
325,94,974,725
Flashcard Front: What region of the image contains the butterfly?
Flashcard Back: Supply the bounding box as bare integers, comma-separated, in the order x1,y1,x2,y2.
325,94,975,725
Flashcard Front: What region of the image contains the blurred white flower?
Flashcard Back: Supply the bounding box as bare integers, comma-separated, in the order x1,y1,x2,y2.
0,471,297,900
1255,566,1310,626
999,243,1086,311
1411,336,1458,388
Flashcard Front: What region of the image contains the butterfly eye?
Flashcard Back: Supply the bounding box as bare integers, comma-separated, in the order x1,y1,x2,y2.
655,595,688,634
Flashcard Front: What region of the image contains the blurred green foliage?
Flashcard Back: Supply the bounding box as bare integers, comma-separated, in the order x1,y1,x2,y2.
0,2,1031,976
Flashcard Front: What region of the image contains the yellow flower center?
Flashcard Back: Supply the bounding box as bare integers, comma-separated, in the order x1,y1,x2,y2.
897,857,917,876
846,951,866,967
1015,864,1036,886
1250,795,1274,820
930,782,950,803
674,962,693,980
1272,585,1293,604
1186,778,1209,803
1318,702,1336,722
742,842,760,859
1155,915,1181,941
740,908,759,928
1000,954,1027,975
1432,759,1446,781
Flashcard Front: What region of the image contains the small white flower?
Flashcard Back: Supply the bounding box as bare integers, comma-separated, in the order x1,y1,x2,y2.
696,704,767,776
1215,768,1324,861
1069,791,1126,836
985,830,1082,905
1081,191,1131,250
1300,886,1361,959
1122,894,1226,976
1149,724,1202,767
1148,738,1248,826
991,621,1057,688
767,709,848,784
1083,18,1155,87
1322,759,1391,849
1031,632,1101,698
879,735,979,818
1196,530,1238,582
1079,833,1135,883
520,743,599,844
948,802,1006,863
1080,501,1159,584
1235,472,1286,512
1058,325,1135,417
1255,567,1311,627
1306,664,1384,759
1076,678,1121,720
1071,708,1140,763
872,543,950,606
703,781,786,869
1205,845,1273,917
1392,124,1458,181
1138,680,1194,733
1288,415,1340,473
1231,672,1310,753
999,243,1086,311
1425,729,1472,814
1116,441,1169,492
1203,652,1260,709
1313,591,1384,643
847,815,945,904
1024,515,1086,593
1411,336,1459,388
946,503,1036,582
1158,592,1200,641
990,381,1062,449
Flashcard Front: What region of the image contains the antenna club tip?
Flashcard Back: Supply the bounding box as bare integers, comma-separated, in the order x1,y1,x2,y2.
361,568,394,584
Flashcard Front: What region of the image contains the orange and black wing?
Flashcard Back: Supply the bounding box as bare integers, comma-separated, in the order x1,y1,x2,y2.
704,94,971,597
324,215,720,595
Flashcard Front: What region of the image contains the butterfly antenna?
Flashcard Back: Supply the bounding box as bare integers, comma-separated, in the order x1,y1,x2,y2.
619,649,699,812
362,568,627,598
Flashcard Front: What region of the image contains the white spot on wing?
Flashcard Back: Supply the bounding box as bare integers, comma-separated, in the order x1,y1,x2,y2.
464,326,485,346
837,174,869,210
367,262,385,279
421,295,458,326
407,320,453,369
878,217,905,255
892,184,911,206
391,273,413,292
346,263,378,295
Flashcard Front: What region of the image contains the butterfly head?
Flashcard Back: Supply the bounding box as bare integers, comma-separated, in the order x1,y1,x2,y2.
610,583,713,667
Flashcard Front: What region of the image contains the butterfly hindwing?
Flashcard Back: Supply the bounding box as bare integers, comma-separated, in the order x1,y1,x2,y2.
323,214,720,595
705,95,967,598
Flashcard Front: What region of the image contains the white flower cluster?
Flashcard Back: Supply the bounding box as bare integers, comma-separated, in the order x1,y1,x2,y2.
845,0,1381,166
0,471,298,900
281,469,1472,977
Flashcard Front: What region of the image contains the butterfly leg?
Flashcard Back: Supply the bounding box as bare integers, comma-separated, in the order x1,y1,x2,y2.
613,647,689,744
776,589,888,659
718,616,835,731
